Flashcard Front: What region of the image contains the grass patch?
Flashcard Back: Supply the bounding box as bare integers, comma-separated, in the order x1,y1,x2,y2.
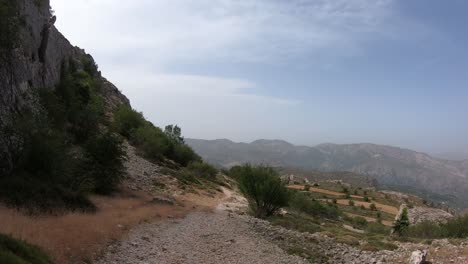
0,234,52,264
268,213,322,234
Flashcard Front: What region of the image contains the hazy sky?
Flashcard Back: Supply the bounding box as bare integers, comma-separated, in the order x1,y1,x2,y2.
50,0,467,154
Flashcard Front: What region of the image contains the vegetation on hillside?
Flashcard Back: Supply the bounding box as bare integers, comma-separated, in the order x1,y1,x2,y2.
404,214,468,239
113,106,202,166
0,55,123,211
231,164,288,218
0,234,52,264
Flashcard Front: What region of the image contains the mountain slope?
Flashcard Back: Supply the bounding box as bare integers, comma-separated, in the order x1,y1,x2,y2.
186,138,468,207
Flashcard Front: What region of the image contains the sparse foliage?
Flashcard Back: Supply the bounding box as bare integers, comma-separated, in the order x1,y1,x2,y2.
236,164,288,218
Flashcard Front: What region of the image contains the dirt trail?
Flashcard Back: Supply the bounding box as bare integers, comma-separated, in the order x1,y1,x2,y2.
97,189,307,264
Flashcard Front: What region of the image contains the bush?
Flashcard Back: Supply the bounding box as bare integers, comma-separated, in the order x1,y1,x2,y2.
78,132,126,194
0,234,52,264
113,106,146,138
366,222,390,235
406,221,442,239
369,203,377,211
393,208,410,236
289,192,340,219
131,124,170,161
443,214,468,238
236,164,288,218
351,216,368,228
349,200,355,206
186,161,217,179
167,143,201,166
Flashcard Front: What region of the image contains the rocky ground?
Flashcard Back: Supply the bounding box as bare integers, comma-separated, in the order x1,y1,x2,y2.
96,210,307,264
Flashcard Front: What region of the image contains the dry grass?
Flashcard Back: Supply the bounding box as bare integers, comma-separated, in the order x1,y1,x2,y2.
344,212,393,226
0,192,194,264
335,199,399,215
288,184,363,198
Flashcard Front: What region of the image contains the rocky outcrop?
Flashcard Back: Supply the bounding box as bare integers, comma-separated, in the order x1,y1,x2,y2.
408,206,453,224
408,250,427,264
0,0,129,121
1,0,79,122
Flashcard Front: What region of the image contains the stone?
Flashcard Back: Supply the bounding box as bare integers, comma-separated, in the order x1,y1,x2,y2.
408,250,427,264
150,196,175,205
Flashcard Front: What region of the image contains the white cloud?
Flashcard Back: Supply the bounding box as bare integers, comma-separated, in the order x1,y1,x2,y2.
51,0,397,65
103,67,300,140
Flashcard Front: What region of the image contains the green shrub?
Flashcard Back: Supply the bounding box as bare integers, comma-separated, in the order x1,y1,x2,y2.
406,221,442,239
113,106,146,138
236,164,288,218
289,192,340,219
0,113,94,211
167,143,201,166
366,222,390,235
349,200,355,206
0,234,52,264
443,214,468,238
186,161,217,179
369,203,377,211
393,208,410,236
351,216,368,228
131,124,170,161
78,132,126,194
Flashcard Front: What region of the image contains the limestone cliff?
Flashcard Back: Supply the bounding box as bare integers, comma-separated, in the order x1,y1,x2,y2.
0,0,129,123
0,0,129,174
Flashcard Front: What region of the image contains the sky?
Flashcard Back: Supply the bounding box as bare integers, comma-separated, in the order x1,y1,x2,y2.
50,0,468,154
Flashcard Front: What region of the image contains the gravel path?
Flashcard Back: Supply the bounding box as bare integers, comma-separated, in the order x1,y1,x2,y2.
97,211,307,264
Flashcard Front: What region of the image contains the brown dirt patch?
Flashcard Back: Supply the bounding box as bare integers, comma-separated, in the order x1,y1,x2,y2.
0,189,222,264
335,199,399,215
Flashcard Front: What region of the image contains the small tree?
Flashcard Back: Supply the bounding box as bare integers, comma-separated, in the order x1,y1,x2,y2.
349,200,355,207
236,164,288,218
370,203,377,211
164,124,184,144
393,208,410,236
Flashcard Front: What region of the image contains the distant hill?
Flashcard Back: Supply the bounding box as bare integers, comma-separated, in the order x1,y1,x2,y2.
433,152,468,161
186,138,468,208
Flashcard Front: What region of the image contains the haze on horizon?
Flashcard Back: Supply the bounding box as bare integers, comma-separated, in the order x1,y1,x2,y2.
51,0,468,155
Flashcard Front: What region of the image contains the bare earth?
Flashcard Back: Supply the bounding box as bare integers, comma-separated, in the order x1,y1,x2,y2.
96,210,307,264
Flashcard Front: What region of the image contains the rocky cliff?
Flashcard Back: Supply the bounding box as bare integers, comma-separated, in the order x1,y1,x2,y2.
0,0,129,174
0,0,128,124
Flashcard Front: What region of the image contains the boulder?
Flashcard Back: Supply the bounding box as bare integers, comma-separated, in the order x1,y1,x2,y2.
409,249,427,264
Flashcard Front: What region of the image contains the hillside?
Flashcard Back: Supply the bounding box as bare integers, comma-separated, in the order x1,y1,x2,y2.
186,138,468,207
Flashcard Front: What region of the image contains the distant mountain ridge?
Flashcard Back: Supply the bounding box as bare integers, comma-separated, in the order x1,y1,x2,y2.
186,138,468,208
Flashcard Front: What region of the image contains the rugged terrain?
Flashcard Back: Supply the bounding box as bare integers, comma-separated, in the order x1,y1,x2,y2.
187,138,468,207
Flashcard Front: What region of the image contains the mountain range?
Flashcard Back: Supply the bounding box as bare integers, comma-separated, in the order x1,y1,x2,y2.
186,138,468,208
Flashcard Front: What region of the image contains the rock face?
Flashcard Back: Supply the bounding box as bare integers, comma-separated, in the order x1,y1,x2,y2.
0,0,129,120
408,206,453,224
0,0,129,174
1,0,78,121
